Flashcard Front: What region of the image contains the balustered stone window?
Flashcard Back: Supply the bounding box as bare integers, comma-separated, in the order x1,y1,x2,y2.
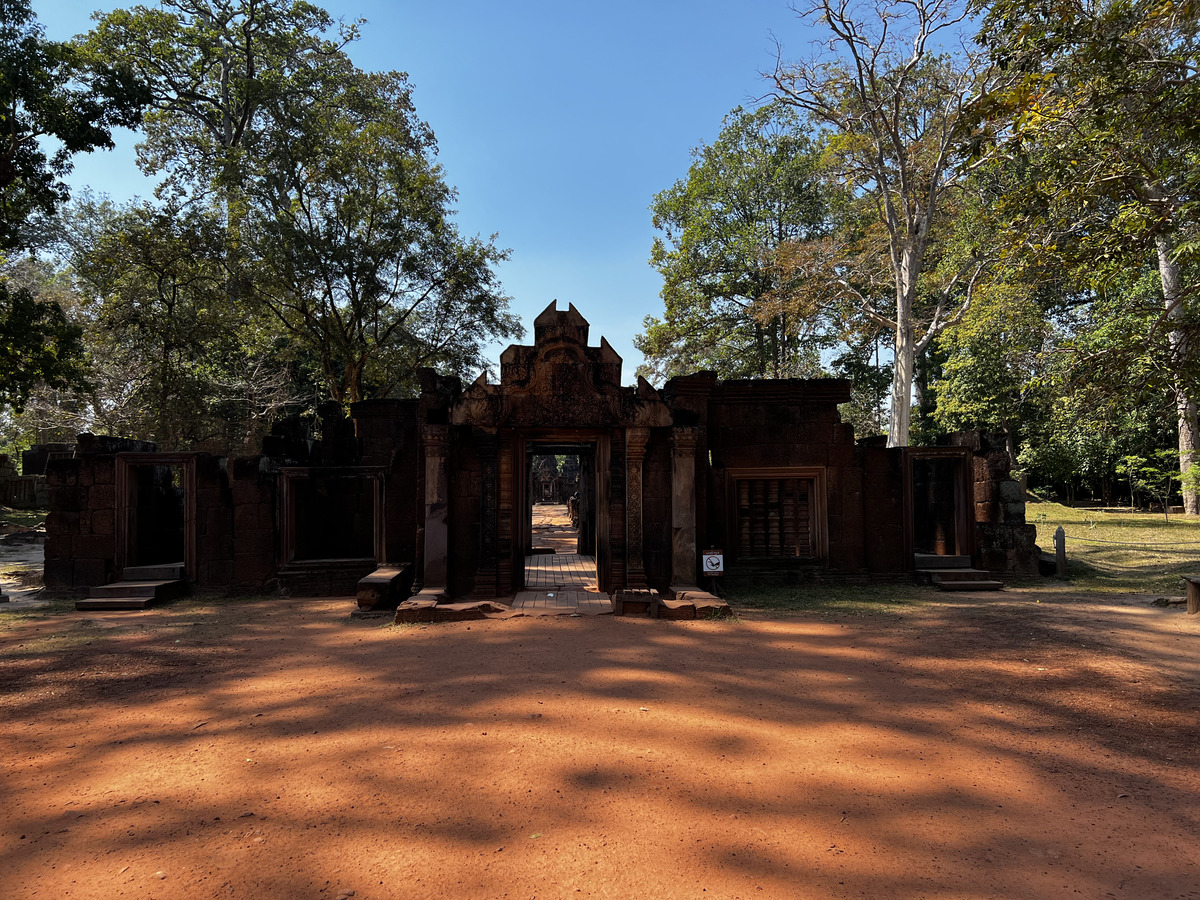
726,467,828,563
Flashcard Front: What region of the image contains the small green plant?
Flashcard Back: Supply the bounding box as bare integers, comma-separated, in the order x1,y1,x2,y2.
1117,451,1182,522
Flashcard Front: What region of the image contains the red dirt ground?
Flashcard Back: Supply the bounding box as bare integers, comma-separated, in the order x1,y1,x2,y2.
2,591,1199,899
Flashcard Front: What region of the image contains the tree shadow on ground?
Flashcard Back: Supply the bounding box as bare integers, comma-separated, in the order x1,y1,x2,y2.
1,595,1198,898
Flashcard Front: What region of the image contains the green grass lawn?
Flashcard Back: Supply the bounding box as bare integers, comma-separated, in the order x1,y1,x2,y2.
0,505,46,528
723,580,935,615
1028,498,1200,594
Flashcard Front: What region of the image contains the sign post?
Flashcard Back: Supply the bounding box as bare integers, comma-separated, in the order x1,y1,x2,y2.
703,549,723,596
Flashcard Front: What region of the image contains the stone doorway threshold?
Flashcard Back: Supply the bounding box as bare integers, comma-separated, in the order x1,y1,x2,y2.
510,590,612,616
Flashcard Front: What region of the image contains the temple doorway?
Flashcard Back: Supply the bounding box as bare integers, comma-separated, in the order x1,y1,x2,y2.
907,450,971,559
522,442,597,590
114,453,198,581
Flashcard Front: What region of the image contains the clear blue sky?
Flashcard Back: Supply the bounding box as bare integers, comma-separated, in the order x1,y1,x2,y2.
36,0,817,384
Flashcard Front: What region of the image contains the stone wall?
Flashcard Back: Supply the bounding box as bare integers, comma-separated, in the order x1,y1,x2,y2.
950,431,1038,575
43,436,155,593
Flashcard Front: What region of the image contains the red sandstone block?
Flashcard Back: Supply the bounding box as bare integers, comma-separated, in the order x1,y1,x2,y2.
91,509,114,535
92,457,115,485
74,534,115,559
232,481,266,505
197,487,223,509
653,596,696,620
828,442,855,468
78,464,94,487
237,530,274,555
51,485,85,512
44,558,73,590
43,536,69,560
73,558,107,589
234,557,274,582
45,460,79,486
201,507,225,537
46,510,80,533
198,534,227,560
199,560,235,586
234,504,261,532
88,483,115,508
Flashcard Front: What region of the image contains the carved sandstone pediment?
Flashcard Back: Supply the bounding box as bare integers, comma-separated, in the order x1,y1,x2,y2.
451,301,672,428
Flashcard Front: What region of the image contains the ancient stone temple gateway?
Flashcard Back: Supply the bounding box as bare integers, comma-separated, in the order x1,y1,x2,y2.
45,303,1036,614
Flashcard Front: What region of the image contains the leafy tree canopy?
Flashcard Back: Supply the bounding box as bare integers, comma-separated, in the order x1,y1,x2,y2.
637,103,831,382
0,0,146,252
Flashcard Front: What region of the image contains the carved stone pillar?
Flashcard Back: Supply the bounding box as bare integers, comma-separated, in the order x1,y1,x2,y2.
419,424,449,599
670,426,700,591
475,428,499,598
625,426,650,589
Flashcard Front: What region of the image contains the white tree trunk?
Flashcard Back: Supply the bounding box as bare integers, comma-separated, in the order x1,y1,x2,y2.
1157,235,1200,516
888,285,916,448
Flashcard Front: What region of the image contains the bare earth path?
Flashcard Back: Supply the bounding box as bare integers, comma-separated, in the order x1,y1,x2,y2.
2,591,1198,899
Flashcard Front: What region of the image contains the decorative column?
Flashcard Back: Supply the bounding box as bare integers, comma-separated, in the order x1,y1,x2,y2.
475,428,499,598
418,424,449,600
625,427,650,589
670,426,700,592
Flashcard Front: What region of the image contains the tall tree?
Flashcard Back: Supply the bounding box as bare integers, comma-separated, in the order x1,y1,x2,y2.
771,0,998,447
245,62,519,403
636,104,831,381
85,0,350,199
0,276,85,413
0,0,146,252
71,199,235,448
974,0,1200,513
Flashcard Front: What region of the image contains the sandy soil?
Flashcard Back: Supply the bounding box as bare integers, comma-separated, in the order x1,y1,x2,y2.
2,590,1199,899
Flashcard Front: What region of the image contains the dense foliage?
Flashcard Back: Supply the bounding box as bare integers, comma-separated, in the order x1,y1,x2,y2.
1,0,518,454
636,0,1200,511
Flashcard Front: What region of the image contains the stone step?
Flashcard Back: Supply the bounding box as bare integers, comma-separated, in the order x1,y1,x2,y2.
123,564,184,581
75,596,157,610
654,588,733,620
89,579,186,600
913,554,972,568
926,568,991,582
77,579,187,610
935,579,1005,591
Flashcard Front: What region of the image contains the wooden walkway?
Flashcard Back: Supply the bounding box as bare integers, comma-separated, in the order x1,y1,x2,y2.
525,550,597,588
510,590,612,615
515,503,606,613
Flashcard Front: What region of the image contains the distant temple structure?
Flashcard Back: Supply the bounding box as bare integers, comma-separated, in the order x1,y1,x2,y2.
44,303,1037,612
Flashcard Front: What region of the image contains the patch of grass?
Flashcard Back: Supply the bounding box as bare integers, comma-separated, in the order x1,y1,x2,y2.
0,505,47,528
724,581,933,616
1029,499,1200,593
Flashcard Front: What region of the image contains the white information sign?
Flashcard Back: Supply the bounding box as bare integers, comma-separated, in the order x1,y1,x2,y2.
702,550,724,576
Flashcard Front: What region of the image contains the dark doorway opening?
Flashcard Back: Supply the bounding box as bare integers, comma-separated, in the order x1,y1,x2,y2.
131,464,186,567
524,443,596,589
912,457,963,555
116,453,197,581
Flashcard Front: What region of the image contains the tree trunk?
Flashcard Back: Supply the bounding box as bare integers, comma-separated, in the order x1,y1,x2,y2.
888,293,915,448
1157,235,1200,515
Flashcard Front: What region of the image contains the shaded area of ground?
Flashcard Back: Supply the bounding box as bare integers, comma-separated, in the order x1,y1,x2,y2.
1,590,1198,899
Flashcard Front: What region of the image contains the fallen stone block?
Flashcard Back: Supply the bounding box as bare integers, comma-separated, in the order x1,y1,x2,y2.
356,563,414,610
612,588,655,616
